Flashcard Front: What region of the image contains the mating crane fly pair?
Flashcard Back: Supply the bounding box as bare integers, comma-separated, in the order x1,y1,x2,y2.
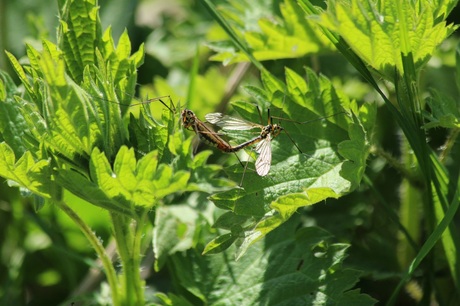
101,93,342,176
179,99,342,177
181,107,284,176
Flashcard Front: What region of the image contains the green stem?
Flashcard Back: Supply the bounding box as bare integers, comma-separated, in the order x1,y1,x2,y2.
110,212,145,305
55,200,120,306
133,211,148,301
440,128,459,163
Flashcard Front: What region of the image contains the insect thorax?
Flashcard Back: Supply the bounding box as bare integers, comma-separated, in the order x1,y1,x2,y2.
261,124,282,139
181,109,195,129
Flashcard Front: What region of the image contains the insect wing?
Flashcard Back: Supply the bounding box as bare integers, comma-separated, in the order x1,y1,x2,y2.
205,113,259,131
254,135,272,176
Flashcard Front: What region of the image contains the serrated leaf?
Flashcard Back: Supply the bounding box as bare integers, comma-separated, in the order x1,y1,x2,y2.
0,142,53,199
128,111,169,160
0,72,29,156
209,68,374,255
86,146,191,210
58,0,100,82
175,220,376,305
55,165,136,217
154,169,190,199
153,205,200,271
423,89,460,129
4,51,35,99
90,146,155,208
319,0,457,79
209,0,333,63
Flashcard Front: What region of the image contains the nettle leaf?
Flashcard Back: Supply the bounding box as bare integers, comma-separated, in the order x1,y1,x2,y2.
171,220,376,305
188,150,236,192
208,68,374,256
318,0,456,79
155,118,235,193
0,72,29,157
54,141,191,217
58,0,100,82
7,42,105,165
4,51,36,100
99,27,144,107
7,30,144,165
88,146,189,210
153,204,208,271
423,45,460,129
127,104,173,163
208,0,333,64
0,142,55,199
423,89,460,129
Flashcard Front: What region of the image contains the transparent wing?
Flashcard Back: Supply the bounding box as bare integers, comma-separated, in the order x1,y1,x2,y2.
254,135,272,176
205,112,260,131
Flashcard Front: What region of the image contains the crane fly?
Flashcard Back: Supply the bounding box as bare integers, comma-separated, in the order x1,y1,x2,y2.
94,92,250,155
205,109,292,176
181,109,238,152
205,108,343,176
180,108,260,154
132,96,248,154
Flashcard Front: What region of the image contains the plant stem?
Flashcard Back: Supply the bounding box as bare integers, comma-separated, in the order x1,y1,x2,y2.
55,200,120,306
110,212,145,305
440,127,459,163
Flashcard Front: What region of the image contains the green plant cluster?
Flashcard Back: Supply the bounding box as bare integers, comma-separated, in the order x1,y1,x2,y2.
0,0,459,305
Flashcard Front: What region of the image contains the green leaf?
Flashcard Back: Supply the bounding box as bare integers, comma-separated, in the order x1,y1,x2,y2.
0,72,29,157
202,233,237,255
58,0,100,82
423,90,460,129
422,43,460,130
171,220,376,305
153,205,203,271
208,68,374,255
128,109,170,161
152,165,190,199
55,165,136,218
208,0,333,63
319,0,457,79
4,51,36,100
0,142,54,199
81,146,191,211
90,147,157,209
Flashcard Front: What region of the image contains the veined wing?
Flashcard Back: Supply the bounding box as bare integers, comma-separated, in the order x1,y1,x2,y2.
254,134,272,176
205,113,261,131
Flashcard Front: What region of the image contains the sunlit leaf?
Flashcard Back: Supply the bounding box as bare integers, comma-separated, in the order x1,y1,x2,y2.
208,68,374,255
173,220,376,305
319,0,457,79
208,0,333,63
0,142,54,199
58,0,100,82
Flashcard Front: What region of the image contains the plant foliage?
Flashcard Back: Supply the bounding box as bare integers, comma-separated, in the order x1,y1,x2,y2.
1,0,460,304
207,68,374,258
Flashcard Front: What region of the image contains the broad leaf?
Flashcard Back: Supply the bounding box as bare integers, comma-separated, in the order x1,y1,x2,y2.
318,0,457,79
208,68,374,256
208,0,333,64
423,90,460,129
58,0,101,82
0,143,55,199
0,72,29,157
170,219,376,305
